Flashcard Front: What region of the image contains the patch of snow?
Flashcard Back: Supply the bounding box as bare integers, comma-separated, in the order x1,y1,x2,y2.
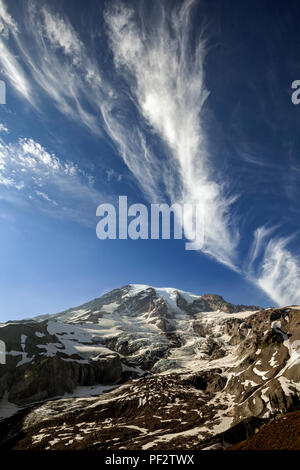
35,331,45,338
0,392,19,419
127,284,151,296
260,387,272,412
176,289,199,304
253,368,269,380
269,351,279,367
278,376,300,395
119,424,148,433
32,433,48,444
279,340,300,376
63,384,119,399
155,287,183,314
20,334,27,351
142,426,207,449
241,379,258,387
16,353,34,367
100,302,119,313
7,349,34,367
271,320,282,330
212,416,233,434
37,342,64,357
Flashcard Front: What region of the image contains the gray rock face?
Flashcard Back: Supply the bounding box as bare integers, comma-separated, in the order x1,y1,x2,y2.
0,284,299,450
7,355,122,405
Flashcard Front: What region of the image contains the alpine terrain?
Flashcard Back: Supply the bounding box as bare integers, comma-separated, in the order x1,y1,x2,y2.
0,284,299,450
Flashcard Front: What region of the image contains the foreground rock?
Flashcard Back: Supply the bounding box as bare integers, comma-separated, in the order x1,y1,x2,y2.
227,411,300,450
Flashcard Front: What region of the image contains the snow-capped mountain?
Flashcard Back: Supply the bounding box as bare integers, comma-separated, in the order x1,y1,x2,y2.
0,284,299,450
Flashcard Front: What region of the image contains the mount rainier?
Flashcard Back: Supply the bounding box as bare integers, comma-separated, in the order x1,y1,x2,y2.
0,284,299,450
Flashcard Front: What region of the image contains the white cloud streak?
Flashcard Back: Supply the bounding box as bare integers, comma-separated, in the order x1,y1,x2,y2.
42,9,83,65
0,0,17,37
0,123,8,133
0,39,32,102
0,0,32,101
0,0,239,268
248,225,278,270
104,1,239,269
0,136,103,225
1,0,300,305
248,226,300,306
0,0,104,131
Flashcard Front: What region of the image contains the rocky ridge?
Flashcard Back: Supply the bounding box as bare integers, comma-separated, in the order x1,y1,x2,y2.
0,284,299,449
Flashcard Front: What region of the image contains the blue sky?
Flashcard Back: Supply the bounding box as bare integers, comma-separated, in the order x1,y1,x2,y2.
0,0,300,321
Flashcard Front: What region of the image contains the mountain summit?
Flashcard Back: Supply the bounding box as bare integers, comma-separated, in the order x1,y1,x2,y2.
0,284,299,450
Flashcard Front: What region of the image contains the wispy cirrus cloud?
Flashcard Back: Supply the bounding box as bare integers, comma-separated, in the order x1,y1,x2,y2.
22,2,165,201
0,0,300,306
41,8,83,65
106,168,122,183
247,226,300,306
0,123,8,133
0,0,17,37
0,0,239,268
0,39,32,102
103,1,300,301
0,136,103,225
0,0,32,101
247,225,279,271
0,0,104,132
104,0,239,269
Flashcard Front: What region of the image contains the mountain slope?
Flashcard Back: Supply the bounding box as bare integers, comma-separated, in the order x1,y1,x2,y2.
0,284,299,450
227,411,300,450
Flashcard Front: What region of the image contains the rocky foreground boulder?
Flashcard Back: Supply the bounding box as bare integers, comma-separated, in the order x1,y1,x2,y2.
0,284,299,449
